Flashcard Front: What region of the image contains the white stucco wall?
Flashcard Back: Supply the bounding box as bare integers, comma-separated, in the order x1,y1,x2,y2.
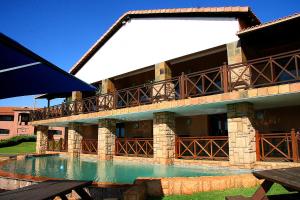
75,17,240,83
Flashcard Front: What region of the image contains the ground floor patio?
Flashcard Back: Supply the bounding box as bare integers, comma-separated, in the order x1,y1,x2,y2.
36,103,300,169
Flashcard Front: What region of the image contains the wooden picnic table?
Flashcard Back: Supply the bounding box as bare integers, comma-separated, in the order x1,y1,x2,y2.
226,167,300,200
0,180,93,200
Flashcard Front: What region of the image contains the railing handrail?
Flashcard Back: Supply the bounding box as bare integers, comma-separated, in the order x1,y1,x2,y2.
256,129,299,162
176,135,229,160
115,137,154,157
116,137,153,141
177,136,228,139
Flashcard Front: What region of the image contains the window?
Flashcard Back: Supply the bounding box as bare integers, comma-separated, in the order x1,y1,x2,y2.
0,129,9,134
48,130,62,135
19,113,29,125
0,115,14,121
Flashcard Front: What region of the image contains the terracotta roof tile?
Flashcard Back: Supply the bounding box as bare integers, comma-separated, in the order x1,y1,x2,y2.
238,12,300,35
69,6,260,74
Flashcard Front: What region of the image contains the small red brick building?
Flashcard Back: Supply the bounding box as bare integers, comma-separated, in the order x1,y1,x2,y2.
0,107,64,140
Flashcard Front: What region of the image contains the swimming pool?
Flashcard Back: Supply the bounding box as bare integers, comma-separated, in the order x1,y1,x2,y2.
0,155,250,184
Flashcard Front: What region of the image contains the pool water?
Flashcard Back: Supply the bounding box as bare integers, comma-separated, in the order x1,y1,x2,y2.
0,155,249,183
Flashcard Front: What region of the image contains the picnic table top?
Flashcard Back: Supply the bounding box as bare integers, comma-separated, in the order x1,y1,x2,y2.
253,167,300,191
0,180,92,200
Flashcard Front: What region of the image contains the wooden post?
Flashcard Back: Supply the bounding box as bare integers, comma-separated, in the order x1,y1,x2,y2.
256,130,261,161
291,128,299,162
222,64,229,93
179,72,185,99
175,136,179,159
113,91,117,109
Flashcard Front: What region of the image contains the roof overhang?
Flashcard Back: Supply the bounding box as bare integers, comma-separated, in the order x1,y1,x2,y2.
238,13,300,36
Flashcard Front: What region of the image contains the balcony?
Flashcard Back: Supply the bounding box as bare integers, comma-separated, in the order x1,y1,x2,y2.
31,49,300,121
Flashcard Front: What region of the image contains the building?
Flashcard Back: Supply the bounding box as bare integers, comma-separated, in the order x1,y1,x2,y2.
32,7,300,169
0,107,65,143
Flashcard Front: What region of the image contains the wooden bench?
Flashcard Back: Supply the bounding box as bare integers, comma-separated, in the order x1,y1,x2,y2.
226,167,300,200
0,180,93,200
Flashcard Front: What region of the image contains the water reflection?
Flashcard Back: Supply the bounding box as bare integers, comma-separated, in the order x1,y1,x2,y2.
0,155,249,183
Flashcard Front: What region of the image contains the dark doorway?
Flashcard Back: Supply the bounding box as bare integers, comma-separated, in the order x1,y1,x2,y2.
208,113,228,136
116,123,125,138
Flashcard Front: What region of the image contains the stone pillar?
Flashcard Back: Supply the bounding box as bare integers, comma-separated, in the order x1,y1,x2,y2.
71,91,82,114
227,102,256,168
36,125,48,154
155,62,172,81
226,40,250,89
101,79,115,94
153,112,175,165
98,119,116,160
153,62,175,101
72,91,82,101
99,79,115,109
67,123,83,157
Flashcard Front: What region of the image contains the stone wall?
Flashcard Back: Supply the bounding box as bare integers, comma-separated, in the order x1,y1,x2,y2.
98,119,116,160
153,112,175,165
126,173,260,199
227,102,256,168
36,125,48,154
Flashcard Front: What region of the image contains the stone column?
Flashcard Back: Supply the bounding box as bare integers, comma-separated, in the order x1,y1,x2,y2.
67,123,83,157
227,102,256,168
72,91,82,101
226,40,250,89
153,62,175,101
155,62,172,81
101,79,115,94
153,112,176,165
36,125,48,154
71,91,82,114
98,119,116,160
99,79,115,109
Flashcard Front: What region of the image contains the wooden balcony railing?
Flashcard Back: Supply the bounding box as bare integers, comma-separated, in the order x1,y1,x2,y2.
47,139,67,152
229,49,300,90
31,49,300,121
256,129,300,162
184,67,225,98
115,138,153,157
81,139,98,154
175,136,229,160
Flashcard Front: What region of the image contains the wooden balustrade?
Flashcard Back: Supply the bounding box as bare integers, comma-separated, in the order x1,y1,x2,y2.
256,130,300,162
175,136,229,160
115,138,153,157
47,139,67,152
228,49,300,90
184,67,224,98
31,50,300,121
81,139,98,154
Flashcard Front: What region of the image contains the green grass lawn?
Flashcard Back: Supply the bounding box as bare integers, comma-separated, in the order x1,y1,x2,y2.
148,184,290,200
0,142,36,154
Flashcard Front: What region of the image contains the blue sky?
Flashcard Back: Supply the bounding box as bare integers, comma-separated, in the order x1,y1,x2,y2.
1,0,300,108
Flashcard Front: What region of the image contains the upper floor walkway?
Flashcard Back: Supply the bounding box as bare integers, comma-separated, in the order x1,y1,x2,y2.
31,49,300,121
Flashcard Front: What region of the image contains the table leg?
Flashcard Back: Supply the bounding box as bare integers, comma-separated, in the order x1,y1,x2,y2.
251,180,274,200
74,188,93,200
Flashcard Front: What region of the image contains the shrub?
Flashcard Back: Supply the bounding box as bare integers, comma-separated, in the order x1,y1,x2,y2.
0,135,36,148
